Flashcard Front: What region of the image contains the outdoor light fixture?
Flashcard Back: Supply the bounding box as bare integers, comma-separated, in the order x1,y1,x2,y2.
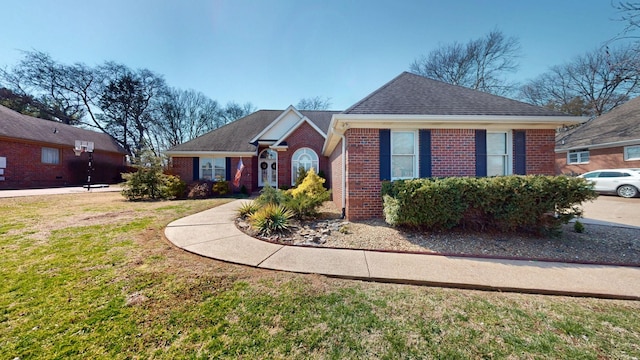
74,140,95,190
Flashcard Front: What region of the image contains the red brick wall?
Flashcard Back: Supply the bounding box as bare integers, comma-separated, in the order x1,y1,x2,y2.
277,121,328,188
524,129,556,175
555,145,640,175
329,137,343,211
340,128,562,221
344,128,383,220
169,156,257,194
431,129,476,177
0,138,125,189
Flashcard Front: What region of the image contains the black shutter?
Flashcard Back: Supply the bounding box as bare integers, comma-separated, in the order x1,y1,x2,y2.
419,130,432,178
514,131,526,175
192,157,199,181
475,130,487,177
379,129,391,181
225,157,232,181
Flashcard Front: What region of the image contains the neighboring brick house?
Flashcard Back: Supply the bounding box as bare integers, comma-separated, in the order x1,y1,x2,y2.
556,96,640,175
167,72,583,220
0,105,128,189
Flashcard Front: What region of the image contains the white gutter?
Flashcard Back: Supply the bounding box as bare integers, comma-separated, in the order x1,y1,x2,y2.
555,138,640,152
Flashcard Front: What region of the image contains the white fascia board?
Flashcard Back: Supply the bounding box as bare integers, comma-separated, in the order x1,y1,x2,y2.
164,150,256,157
273,116,327,147
555,138,640,153
249,105,304,144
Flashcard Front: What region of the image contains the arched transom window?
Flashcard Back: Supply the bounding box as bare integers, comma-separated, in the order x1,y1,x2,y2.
291,148,318,185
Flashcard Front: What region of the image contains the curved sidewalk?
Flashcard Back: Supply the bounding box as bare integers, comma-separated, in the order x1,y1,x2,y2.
164,200,640,300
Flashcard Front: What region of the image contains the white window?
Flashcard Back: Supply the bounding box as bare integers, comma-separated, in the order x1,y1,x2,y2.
487,131,512,176
291,148,318,184
200,158,225,181
568,150,589,164
624,145,640,161
41,147,60,164
391,131,417,180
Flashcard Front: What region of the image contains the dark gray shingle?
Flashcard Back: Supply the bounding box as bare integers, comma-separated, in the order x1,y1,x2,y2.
345,72,571,117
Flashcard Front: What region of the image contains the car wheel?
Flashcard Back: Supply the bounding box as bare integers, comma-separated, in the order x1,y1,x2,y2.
617,185,639,198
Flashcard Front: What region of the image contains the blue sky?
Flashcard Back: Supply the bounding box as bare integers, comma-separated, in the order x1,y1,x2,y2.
1,0,629,110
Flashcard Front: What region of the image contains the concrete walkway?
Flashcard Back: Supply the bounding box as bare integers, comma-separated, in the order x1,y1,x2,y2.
165,200,640,300
0,184,120,198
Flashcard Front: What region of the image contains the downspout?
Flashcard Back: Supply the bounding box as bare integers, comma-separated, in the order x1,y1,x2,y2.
341,134,346,219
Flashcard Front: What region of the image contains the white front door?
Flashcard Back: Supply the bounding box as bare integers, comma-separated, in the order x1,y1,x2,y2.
258,149,278,187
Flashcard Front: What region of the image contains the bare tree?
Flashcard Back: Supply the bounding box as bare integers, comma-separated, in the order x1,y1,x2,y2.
296,96,332,110
156,88,222,148
410,30,521,95
519,45,640,116
220,101,256,124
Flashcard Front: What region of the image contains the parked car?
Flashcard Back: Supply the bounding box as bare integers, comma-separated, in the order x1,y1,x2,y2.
578,168,640,198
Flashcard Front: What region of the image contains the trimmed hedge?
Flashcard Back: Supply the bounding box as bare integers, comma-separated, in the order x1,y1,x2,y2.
381,175,597,233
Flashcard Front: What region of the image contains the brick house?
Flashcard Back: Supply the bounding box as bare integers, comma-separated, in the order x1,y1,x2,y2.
556,96,640,175
167,72,582,220
0,105,128,189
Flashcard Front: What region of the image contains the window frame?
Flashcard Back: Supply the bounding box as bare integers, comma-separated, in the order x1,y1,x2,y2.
41,147,60,165
624,145,640,161
486,130,513,176
391,130,418,180
200,157,225,181
567,149,590,164
291,147,319,185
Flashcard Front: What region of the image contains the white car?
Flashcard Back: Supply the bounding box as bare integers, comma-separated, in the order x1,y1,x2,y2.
578,168,640,198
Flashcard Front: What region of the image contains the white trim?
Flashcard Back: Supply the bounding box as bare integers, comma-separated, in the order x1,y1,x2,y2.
487,130,513,175
567,150,590,164
258,148,278,188
291,147,319,185
250,105,304,144
165,150,256,157
390,130,418,180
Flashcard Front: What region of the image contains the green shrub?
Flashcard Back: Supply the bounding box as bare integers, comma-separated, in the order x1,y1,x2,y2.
161,174,187,199
249,204,294,235
381,175,597,233
237,202,260,218
290,168,330,200
254,183,285,207
121,150,183,201
212,181,230,196
574,220,585,233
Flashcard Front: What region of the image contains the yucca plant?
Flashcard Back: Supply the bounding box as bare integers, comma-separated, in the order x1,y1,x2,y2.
249,204,294,235
237,202,260,218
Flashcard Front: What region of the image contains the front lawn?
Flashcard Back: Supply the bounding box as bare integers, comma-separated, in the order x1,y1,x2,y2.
1,192,638,359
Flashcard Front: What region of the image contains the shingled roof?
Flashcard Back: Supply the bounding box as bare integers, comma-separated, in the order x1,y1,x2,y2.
556,96,640,151
0,105,127,154
345,72,572,117
167,109,339,153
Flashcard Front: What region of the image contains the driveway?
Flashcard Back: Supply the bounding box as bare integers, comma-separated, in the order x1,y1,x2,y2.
581,195,640,228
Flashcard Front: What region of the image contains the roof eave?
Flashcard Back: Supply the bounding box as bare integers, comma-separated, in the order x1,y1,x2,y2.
164,150,257,157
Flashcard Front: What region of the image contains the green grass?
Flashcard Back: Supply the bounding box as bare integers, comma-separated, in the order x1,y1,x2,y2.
1,192,639,359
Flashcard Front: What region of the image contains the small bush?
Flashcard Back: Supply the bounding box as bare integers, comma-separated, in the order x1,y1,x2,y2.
254,183,285,207
187,181,213,199
121,150,183,201
287,168,330,219
240,185,249,195
574,220,585,233
238,202,260,218
212,181,230,196
290,168,330,200
161,174,187,199
249,204,294,235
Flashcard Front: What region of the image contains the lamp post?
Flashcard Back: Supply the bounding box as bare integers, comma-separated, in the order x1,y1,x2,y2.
74,140,95,190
